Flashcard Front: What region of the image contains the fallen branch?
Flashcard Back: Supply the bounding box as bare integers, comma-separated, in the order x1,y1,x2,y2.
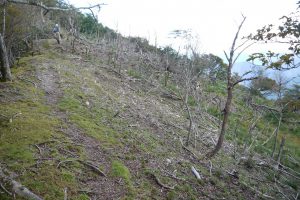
64,187,67,200
208,160,213,176
7,0,106,13
33,144,42,155
57,159,106,177
191,166,201,180
77,160,106,177
150,173,175,190
241,181,275,199
161,169,186,182
0,167,43,200
179,137,199,159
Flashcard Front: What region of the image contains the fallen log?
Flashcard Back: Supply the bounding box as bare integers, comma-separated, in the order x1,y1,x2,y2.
0,167,43,200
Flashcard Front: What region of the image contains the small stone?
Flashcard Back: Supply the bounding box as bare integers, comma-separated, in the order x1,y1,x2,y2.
166,158,172,165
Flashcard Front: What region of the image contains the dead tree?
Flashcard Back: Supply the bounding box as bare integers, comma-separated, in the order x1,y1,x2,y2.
207,16,256,157
0,33,12,81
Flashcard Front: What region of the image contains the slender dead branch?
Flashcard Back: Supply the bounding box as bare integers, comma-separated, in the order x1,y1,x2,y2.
191,166,201,180
7,0,106,13
33,144,42,155
150,173,175,190
0,183,12,196
57,159,106,177
233,76,258,87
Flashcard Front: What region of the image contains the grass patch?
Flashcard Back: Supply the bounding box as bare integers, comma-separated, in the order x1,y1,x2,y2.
0,59,83,199
111,160,135,198
58,94,121,147
127,69,141,79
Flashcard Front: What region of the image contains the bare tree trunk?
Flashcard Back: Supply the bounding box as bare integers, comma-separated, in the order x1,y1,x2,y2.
2,0,6,38
207,16,247,158
207,85,233,157
164,55,169,87
185,92,193,146
276,136,286,168
0,33,12,81
271,112,282,158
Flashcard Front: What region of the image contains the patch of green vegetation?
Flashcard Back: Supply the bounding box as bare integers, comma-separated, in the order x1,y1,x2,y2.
205,80,226,95
207,106,220,117
41,39,51,49
127,69,141,79
58,94,120,147
175,184,197,200
111,160,135,198
111,160,131,182
74,194,90,200
167,190,177,200
166,82,178,91
187,95,197,106
0,59,83,199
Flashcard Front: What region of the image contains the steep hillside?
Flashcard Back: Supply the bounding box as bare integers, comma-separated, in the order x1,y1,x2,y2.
0,38,299,200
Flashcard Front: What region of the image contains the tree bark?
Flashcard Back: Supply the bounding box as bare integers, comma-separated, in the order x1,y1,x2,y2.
276,136,286,168
0,167,43,200
271,112,282,158
207,85,233,157
184,89,193,146
0,33,12,81
206,15,247,157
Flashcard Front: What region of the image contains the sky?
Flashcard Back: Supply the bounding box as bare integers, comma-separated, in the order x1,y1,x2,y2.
67,0,298,56
67,0,299,82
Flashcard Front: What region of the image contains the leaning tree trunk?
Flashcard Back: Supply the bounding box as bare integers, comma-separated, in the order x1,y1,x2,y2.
206,15,248,158
207,84,233,157
0,33,12,81
271,111,283,158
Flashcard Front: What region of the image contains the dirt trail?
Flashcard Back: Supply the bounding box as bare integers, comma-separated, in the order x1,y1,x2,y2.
35,51,124,199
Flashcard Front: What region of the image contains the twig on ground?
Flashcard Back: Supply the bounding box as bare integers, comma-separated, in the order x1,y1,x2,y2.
33,144,42,155
0,183,12,196
150,173,175,190
64,187,67,200
191,166,201,180
161,169,186,182
180,137,199,159
57,159,106,177
241,181,275,199
209,160,213,176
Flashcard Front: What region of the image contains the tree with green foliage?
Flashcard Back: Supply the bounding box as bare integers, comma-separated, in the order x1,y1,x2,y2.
249,73,277,96
283,84,300,112
197,53,227,82
0,0,104,81
247,1,300,70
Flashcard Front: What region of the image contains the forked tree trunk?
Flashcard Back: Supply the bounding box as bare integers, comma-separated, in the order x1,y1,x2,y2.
207,16,247,157
0,33,12,81
207,84,233,157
